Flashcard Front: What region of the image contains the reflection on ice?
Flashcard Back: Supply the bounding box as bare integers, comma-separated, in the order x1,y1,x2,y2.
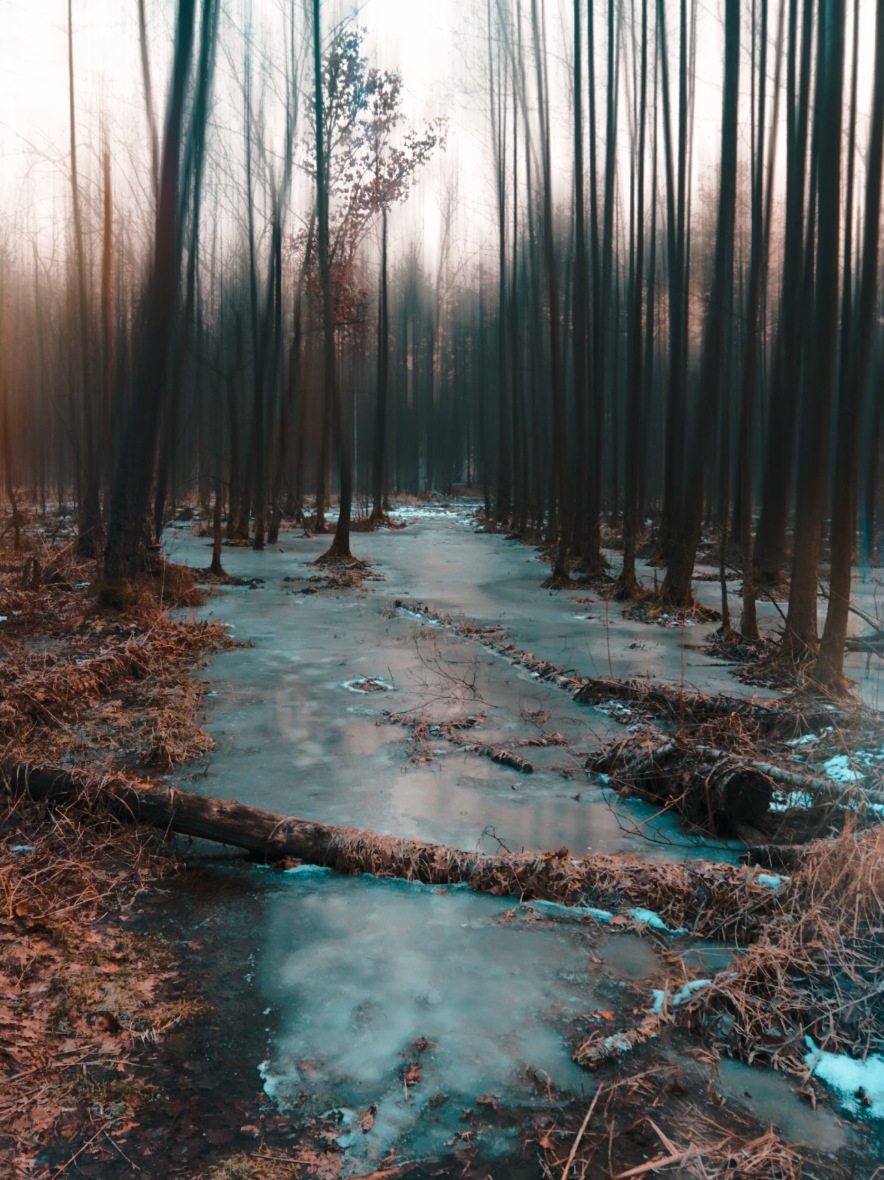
259,873,600,1169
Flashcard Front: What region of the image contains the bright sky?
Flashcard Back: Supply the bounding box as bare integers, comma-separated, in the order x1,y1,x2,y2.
0,1,879,272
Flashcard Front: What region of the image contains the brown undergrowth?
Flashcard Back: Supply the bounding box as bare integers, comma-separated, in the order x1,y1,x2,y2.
0,787,187,1176
677,825,884,1068
1,544,231,773
0,530,236,1175
539,1070,807,1179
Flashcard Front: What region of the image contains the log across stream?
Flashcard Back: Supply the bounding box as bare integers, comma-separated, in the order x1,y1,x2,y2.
3,761,785,941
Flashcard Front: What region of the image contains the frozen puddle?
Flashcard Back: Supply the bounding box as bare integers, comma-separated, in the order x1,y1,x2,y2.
258,871,618,1171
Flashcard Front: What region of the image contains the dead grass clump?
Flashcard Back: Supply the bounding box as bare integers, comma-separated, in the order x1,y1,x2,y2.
0,611,229,770
540,1071,805,1179
197,1147,342,1180
621,598,721,627
677,826,884,1070
308,556,383,590
321,833,782,945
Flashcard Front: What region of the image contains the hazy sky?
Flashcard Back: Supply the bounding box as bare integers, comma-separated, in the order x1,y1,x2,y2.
0,0,879,273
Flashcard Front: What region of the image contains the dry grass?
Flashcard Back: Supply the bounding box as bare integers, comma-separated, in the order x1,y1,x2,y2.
0,530,236,1174
678,824,884,1068
540,1070,805,1180
1,542,231,774
0,789,189,1177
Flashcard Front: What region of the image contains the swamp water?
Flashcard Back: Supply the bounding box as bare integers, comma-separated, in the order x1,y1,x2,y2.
164,509,866,1170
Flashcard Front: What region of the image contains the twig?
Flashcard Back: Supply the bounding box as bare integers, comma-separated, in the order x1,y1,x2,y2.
560,1087,603,1179
611,1149,691,1178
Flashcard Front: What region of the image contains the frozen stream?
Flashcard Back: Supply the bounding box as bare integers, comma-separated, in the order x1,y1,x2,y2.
165,508,775,860
163,507,862,1171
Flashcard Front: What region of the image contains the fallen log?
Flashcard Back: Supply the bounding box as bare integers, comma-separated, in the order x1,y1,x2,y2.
466,744,534,773
588,732,884,837
588,738,774,833
574,676,780,732
1,761,782,941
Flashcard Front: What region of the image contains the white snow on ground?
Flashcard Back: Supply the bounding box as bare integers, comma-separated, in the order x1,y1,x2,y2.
754,874,787,890
672,979,712,1007
628,907,687,934
648,978,714,1012
525,900,688,933
525,899,613,923
804,1038,884,1117
822,755,865,784
770,791,815,811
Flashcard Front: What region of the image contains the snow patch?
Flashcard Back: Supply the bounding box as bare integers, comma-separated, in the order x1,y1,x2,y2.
770,791,815,812
525,900,613,924
672,979,712,1007
803,1037,884,1117
628,907,687,934
822,755,864,784
754,873,787,890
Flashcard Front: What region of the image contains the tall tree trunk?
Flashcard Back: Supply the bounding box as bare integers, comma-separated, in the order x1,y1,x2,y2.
782,0,845,658
531,0,571,584
103,0,205,586
660,0,740,605
753,0,815,587
370,209,390,522
315,0,354,562
69,0,102,559
815,0,883,689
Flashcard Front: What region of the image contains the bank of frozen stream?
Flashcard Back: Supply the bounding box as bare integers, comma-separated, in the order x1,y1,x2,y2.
162,508,869,1172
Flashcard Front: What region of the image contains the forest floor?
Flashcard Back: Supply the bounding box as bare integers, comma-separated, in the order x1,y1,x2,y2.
1,501,883,1178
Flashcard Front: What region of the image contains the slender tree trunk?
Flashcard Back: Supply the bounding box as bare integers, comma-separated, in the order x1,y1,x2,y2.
103,0,204,586
531,0,571,584
315,0,354,562
753,0,814,587
69,0,101,559
617,0,648,598
370,209,390,522
815,0,884,689
660,0,740,606
782,0,845,657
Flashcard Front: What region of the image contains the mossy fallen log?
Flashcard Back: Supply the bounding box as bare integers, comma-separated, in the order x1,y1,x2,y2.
1,761,782,940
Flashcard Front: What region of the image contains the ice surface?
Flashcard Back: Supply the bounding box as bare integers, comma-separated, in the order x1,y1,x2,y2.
166,513,750,863
258,872,601,1169
150,509,884,1169
698,1057,852,1152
